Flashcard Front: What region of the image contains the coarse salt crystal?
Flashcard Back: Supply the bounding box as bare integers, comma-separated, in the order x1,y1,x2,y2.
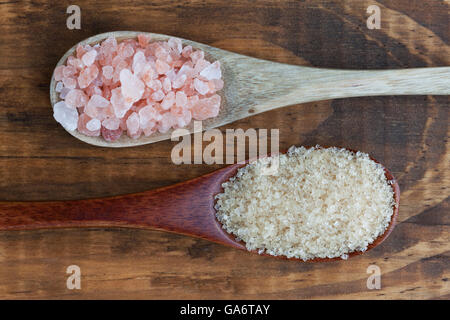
102,117,121,130
63,66,77,78
55,81,64,93
102,66,114,79
172,74,187,89
87,94,110,108
175,91,188,108
162,76,172,93
194,78,209,95
62,77,77,89
155,59,170,74
139,105,162,128
86,118,101,131
126,112,140,136
192,94,221,120
78,113,100,136
59,87,71,99
168,37,182,54
53,101,79,131
161,91,175,110
65,89,88,109
54,66,65,81
111,87,132,118
78,64,99,89
120,69,145,104
82,50,97,67
132,51,147,75
151,90,165,102
200,61,222,80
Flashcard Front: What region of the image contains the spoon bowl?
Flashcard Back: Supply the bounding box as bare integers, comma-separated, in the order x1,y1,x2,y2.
50,31,450,147
0,147,400,262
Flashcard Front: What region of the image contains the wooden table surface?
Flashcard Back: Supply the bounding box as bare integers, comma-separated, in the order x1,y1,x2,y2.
0,0,448,300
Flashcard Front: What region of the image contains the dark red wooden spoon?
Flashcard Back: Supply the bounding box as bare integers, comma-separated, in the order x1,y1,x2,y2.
0,149,400,262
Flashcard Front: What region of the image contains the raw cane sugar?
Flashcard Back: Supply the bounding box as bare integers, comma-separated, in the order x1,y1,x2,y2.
215,146,396,261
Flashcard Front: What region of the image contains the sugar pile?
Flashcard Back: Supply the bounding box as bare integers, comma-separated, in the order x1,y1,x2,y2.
53,34,223,141
215,146,396,261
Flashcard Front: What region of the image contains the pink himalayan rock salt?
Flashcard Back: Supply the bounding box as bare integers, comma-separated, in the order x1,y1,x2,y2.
147,79,162,91
182,45,193,58
101,126,122,142
200,61,222,80
78,113,100,136
54,66,65,81
55,81,64,92
193,59,210,76
171,106,192,128
102,66,114,79
161,91,175,110
158,112,177,133
53,101,78,131
63,66,77,78
111,87,131,118
194,78,209,95
82,50,97,67
155,59,171,74
187,95,199,109
87,94,110,109
62,76,77,89
120,69,145,104
139,105,162,128
168,37,182,54
53,34,223,141
78,65,99,89
59,87,70,99
162,76,172,93
132,51,147,75
192,94,221,121
141,65,157,85
102,117,121,130
172,74,187,89
190,50,204,64
126,112,140,138
151,90,165,102
85,84,102,97
67,56,84,70
137,34,151,48
175,91,188,108
65,89,88,109
86,118,101,131
84,94,110,120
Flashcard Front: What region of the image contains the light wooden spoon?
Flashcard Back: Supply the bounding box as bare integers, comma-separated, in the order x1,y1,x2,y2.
50,31,450,147
0,147,400,262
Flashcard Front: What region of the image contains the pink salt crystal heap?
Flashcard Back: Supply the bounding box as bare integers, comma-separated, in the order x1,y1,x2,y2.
53,34,223,142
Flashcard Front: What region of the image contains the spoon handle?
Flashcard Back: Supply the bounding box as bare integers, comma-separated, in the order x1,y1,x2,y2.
0,167,241,247
288,66,450,105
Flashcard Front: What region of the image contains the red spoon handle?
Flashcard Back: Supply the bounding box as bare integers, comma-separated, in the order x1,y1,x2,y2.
0,166,242,248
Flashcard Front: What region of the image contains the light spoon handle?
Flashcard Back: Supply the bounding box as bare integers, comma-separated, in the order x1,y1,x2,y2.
228,60,450,117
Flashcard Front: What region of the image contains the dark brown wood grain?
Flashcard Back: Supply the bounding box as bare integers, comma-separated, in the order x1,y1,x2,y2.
0,0,448,299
